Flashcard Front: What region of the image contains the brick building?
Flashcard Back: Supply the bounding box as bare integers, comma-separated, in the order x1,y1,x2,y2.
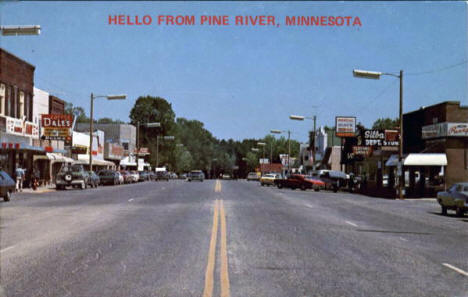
404,101,468,193
0,48,41,180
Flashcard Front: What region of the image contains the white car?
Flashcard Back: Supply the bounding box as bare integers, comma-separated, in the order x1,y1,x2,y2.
116,172,124,185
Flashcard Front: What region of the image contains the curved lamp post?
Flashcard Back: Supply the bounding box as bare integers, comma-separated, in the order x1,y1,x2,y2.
89,93,126,171
353,69,404,199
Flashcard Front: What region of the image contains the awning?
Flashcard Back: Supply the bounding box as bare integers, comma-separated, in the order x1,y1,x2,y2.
120,156,137,167
33,153,75,163
404,153,447,166
76,155,116,167
385,153,447,167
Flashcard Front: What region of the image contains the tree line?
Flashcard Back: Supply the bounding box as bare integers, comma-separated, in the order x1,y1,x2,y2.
66,96,398,177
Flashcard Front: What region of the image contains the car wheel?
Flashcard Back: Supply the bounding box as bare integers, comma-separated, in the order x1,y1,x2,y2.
441,206,447,215
456,207,465,217
261,183,265,187
277,184,283,189
314,187,320,192
81,182,86,190
4,190,11,202
300,185,306,191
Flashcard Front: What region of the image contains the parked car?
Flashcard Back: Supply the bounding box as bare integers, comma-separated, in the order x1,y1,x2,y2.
155,171,170,181
274,174,325,191
129,171,139,183
87,171,100,188
187,170,204,182
310,170,348,192
116,171,125,185
437,183,468,216
138,171,150,182
98,170,120,185
56,164,89,190
148,171,156,181
247,172,260,181
260,173,281,186
0,170,15,201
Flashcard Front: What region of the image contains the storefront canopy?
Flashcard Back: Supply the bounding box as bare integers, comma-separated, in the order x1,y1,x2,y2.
120,156,137,167
385,153,447,167
76,155,116,167
34,153,75,163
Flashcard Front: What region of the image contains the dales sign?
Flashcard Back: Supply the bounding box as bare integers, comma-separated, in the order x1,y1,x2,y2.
41,114,73,141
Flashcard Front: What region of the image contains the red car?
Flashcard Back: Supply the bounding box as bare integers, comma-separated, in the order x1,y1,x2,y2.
274,174,325,191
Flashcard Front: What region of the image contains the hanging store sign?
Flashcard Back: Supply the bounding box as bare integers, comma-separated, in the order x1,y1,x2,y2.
71,146,87,154
361,129,399,148
41,114,73,140
352,146,373,157
335,116,356,137
4,116,39,138
422,122,468,139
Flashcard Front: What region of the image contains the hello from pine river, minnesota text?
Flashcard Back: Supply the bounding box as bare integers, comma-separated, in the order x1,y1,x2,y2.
108,15,362,27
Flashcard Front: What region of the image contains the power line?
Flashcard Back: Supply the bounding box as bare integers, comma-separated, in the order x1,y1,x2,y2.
406,60,467,76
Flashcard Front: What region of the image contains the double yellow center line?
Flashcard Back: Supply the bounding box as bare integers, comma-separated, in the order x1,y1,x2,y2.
203,181,230,297
214,179,222,192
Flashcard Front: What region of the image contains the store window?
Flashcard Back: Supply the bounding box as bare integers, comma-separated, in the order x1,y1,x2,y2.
19,91,25,119
6,85,11,117
0,84,4,115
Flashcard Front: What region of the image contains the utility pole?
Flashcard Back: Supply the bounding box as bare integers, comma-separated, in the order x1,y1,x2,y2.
313,115,316,171
399,70,404,200
89,93,94,171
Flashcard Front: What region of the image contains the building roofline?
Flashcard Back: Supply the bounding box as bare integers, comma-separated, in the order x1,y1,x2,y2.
0,48,35,70
404,100,467,116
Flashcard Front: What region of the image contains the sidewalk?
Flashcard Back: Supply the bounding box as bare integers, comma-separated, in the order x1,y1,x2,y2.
19,184,56,194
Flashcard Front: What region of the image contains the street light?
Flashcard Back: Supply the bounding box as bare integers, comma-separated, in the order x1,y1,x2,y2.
290,114,317,171
89,93,126,171
136,122,160,150
0,25,41,36
353,68,404,199
156,135,175,168
257,142,266,176
271,129,291,174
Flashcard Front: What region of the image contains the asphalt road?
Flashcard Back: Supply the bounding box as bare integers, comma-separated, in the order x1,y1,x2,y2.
0,180,467,297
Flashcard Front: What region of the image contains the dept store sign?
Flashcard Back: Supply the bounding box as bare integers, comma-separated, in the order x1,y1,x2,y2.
422,122,468,139
358,129,399,151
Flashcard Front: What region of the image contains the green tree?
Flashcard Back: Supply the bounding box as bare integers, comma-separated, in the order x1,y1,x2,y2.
64,102,89,123
372,118,399,130
129,96,177,167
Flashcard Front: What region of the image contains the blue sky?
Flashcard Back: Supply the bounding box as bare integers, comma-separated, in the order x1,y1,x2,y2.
1,1,466,142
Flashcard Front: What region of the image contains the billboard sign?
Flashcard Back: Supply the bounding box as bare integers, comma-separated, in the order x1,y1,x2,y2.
335,116,356,137
422,122,468,139
41,114,74,141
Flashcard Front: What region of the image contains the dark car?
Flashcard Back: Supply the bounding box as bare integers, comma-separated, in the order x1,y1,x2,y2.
148,171,156,181
155,171,170,181
310,170,348,192
437,183,468,216
56,164,89,190
87,171,100,188
98,170,119,186
187,170,204,182
274,174,325,191
0,171,15,201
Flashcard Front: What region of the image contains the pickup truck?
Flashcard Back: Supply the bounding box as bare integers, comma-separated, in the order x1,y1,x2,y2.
274,174,325,191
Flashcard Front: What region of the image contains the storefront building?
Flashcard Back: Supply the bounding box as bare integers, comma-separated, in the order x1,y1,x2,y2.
403,101,468,194
0,48,41,181
32,88,69,184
